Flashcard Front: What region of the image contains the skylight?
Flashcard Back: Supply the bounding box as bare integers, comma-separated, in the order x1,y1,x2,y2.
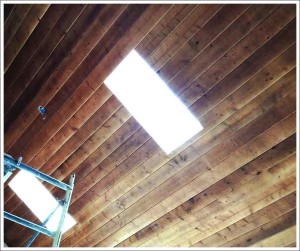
105,50,203,154
9,170,76,233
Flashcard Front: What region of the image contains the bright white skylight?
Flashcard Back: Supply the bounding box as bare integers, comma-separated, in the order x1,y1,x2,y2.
105,50,203,154
9,170,76,233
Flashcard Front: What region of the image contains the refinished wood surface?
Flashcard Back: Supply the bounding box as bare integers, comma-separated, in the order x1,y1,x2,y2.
3,3,296,248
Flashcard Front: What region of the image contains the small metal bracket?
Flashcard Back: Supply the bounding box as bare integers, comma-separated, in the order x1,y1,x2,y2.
4,161,16,183
56,198,65,206
17,157,23,166
38,106,46,120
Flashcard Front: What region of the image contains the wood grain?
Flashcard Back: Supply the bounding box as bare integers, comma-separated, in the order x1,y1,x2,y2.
4,4,296,248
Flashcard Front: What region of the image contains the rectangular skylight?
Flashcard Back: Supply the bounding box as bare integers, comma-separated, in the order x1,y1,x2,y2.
9,170,76,233
105,50,203,154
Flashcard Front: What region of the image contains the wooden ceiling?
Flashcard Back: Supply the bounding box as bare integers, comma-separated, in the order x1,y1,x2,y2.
3,3,297,248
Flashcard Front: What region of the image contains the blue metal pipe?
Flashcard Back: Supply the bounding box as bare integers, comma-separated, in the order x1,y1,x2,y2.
4,154,72,191
25,203,61,247
52,174,75,247
4,212,54,238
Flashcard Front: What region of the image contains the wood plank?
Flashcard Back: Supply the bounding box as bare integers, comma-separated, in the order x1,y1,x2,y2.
39,97,122,172
180,4,296,106
58,52,296,247
33,90,111,169
7,5,127,162
4,4,50,72
64,47,294,233
136,4,197,58
59,115,141,185
30,2,173,184
34,116,141,203
223,215,296,247
77,55,295,231
99,41,298,226
193,204,296,247
4,4,169,157
14,118,143,247
71,26,293,218
20,4,146,168
4,4,15,23
147,4,225,70
147,4,225,73
2,2,159,208
168,17,296,97
4,5,107,132
4,5,68,89
166,175,296,247
129,113,296,246
159,4,278,83
3,5,118,198
68,87,295,247
4,95,120,214
18,112,298,247
74,6,296,224
94,179,297,248
4,4,173,245
118,135,296,247
5,111,139,244
4,5,296,248
17,4,176,246
133,177,294,247
4,4,32,49
46,106,132,184
70,128,152,203
251,225,296,247
223,206,295,247
36,2,170,202
163,154,296,246
38,112,141,198
90,112,296,247
62,72,295,246
4,88,111,209
48,121,151,200
4,4,86,119
3,186,14,204
4,208,37,244
285,242,296,247
5,5,104,143
4,4,87,149
69,136,159,218
4,217,35,247
10,43,296,247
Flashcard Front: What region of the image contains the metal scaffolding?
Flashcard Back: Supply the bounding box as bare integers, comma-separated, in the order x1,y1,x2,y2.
3,153,75,247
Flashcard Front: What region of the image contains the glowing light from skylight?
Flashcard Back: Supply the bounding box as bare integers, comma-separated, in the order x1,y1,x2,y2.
105,50,203,154
9,170,76,233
